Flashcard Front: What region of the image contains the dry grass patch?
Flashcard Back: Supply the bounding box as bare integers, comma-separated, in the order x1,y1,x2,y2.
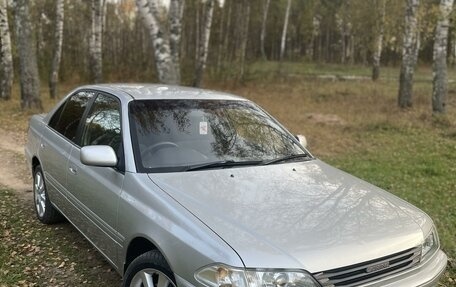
211,78,456,158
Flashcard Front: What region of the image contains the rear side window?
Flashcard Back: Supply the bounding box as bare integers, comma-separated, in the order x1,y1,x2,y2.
49,91,94,143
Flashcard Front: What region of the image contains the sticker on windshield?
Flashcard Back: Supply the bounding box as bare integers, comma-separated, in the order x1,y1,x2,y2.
199,122,208,135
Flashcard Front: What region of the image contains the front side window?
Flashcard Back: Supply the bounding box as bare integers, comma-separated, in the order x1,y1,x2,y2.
129,100,306,172
81,94,122,153
49,91,95,143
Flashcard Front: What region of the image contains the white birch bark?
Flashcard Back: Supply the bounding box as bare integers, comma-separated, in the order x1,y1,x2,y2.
15,0,41,109
49,0,65,99
432,0,454,113
215,0,226,73
0,0,13,100
89,0,104,83
169,0,184,83
260,0,271,60
193,0,214,87
372,0,386,81
221,0,232,70
398,0,420,108
280,0,292,60
136,0,181,84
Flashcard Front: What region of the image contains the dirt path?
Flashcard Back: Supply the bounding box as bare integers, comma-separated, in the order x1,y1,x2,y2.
0,128,32,199
0,128,122,286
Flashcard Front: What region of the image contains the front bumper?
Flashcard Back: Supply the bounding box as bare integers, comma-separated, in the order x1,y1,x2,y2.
361,249,447,287
176,250,447,287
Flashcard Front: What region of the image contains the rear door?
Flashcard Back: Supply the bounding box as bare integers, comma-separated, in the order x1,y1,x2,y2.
66,93,125,265
40,90,94,211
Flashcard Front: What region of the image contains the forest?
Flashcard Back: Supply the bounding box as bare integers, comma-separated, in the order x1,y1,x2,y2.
0,0,455,286
0,0,455,113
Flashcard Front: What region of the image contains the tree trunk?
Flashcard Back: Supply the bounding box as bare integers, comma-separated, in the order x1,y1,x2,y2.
0,0,13,101
136,0,181,84
372,0,386,81
348,33,355,65
260,0,271,60
15,0,41,109
89,0,103,83
337,14,346,64
169,0,184,83
280,0,292,60
398,0,420,108
239,0,250,81
49,0,65,99
432,0,454,114
193,0,214,87
311,15,321,61
195,1,200,70
216,0,226,73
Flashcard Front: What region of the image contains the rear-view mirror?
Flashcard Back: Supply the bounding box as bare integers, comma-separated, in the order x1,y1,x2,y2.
295,134,307,148
80,145,117,167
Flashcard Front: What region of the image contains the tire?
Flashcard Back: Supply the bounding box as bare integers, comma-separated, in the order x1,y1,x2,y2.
33,165,63,224
123,250,176,287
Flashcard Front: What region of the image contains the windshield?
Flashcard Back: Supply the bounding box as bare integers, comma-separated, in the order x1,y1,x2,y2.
129,99,308,172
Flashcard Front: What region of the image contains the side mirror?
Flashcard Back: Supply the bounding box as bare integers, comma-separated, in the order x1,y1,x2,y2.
81,145,118,167
295,134,307,148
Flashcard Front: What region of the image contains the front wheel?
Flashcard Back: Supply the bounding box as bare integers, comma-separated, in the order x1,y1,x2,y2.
33,165,63,224
123,251,176,287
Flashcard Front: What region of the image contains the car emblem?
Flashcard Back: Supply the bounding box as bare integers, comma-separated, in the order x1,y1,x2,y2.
366,261,390,273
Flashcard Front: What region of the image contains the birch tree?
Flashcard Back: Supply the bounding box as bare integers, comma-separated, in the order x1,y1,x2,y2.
169,0,185,80
280,0,292,60
15,0,41,109
89,0,104,83
49,0,64,99
193,0,215,87
260,0,271,60
0,0,13,100
216,0,228,73
432,0,454,114
398,0,420,108
239,0,250,81
136,0,184,84
309,15,321,60
372,0,386,81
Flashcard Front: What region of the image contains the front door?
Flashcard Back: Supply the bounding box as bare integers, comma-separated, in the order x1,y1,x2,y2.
66,93,124,265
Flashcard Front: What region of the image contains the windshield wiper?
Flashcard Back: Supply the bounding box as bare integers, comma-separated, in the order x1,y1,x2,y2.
262,153,311,165
185,160,263,171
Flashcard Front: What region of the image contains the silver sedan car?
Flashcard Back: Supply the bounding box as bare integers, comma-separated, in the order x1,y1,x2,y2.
25,84,447,287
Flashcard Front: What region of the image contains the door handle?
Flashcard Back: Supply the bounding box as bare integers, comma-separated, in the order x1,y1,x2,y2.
69,167,78,175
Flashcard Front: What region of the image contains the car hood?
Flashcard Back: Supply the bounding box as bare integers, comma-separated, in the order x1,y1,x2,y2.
148,159,432,272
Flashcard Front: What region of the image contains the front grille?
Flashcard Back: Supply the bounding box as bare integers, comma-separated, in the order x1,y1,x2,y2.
313,246,421,287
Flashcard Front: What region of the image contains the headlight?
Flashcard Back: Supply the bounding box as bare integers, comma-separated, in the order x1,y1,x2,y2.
421,228,439,259
195,265,320,287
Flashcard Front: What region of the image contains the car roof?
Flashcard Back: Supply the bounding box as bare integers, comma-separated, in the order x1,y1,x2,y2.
78,84,248,101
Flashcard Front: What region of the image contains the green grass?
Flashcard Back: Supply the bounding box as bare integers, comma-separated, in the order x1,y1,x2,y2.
246,60,456,84
222,70,456,284
323,125,456,284
1,62,455,285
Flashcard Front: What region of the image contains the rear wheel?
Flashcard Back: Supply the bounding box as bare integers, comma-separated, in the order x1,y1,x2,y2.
33,165,63,224
123,251,176,287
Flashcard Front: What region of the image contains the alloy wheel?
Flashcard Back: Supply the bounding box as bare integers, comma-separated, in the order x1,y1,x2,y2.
130,269,176,287
34,170,46,218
